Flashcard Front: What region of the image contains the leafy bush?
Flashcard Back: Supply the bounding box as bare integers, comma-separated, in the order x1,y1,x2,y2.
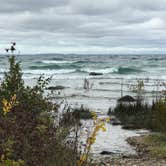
0,56,77,166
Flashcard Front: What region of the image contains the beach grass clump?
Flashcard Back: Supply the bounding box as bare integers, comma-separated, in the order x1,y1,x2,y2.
110,96,166,132
110,102,155,130
0,55,78,166
152,100,166,133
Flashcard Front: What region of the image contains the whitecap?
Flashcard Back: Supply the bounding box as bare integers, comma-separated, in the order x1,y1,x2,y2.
41,60,75,64
23,69,76,75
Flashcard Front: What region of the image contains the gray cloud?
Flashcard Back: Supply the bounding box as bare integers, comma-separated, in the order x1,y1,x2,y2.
0,0,166,53
0,0,70,13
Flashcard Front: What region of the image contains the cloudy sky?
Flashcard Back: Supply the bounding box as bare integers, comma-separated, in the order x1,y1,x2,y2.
0,0,166,54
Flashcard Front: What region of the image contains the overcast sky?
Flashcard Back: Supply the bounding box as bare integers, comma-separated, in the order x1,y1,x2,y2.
1,0,166,54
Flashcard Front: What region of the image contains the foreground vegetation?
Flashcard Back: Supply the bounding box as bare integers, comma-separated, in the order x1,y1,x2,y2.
0,56,79,166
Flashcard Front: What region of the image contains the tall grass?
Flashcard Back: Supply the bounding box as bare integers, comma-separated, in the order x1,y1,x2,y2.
110,102,155,130
110,97,166,133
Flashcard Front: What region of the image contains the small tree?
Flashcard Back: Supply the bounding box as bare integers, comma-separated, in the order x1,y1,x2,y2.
1,56,24,98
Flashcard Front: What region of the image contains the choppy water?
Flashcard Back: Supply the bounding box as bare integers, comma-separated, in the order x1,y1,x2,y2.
0,53,164,110
0,53,164,154
1,54,166,80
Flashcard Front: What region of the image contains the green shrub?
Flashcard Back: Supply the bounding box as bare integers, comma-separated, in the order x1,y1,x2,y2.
0,56,78,166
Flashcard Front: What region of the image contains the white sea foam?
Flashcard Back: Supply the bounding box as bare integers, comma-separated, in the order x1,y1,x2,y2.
0,69,5,73
42,60,75,64
23,69,76,75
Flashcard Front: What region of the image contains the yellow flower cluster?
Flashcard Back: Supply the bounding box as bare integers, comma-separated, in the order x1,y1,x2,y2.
2,94,18,115
78,112,110,166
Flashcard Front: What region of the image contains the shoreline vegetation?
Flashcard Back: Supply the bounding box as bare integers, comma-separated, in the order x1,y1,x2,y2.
0,46,165,165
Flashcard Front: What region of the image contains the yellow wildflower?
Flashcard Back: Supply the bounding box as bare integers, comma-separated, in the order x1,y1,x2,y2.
78,112,108,166
106,117,110,122
101,126,106,132
2,94,18,115
78,154,87,166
